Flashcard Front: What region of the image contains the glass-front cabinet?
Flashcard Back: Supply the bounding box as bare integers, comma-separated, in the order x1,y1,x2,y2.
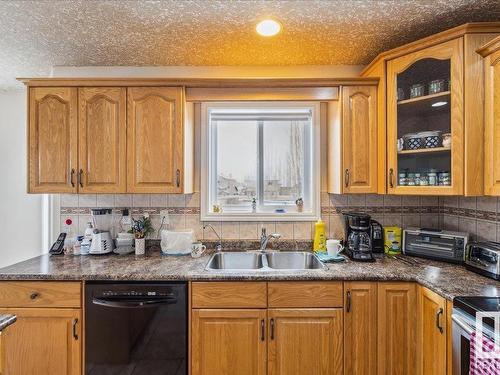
386,39,463,195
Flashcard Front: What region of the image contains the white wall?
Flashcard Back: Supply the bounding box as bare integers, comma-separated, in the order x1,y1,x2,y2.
0,89,44,267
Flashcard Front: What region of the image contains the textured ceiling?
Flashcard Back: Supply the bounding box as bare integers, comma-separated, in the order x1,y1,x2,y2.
0,0,499,89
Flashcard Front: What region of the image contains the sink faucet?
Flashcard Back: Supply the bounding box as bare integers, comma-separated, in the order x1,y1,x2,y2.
260,228,281,251
203,224,222,252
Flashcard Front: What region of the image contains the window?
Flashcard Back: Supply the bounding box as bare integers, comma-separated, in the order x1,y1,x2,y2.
201,102,320,221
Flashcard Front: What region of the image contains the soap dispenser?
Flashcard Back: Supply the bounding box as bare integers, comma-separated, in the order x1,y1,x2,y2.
313,219,327,253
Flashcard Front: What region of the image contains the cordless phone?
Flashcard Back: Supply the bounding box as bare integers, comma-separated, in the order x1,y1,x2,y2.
49,233,67,255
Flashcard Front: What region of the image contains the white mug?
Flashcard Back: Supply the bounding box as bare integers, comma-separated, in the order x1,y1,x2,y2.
191,242,207,258
326,239,343,257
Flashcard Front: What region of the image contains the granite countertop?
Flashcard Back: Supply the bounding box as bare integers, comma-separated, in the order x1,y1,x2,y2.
0,250,499,300
0,314,16,331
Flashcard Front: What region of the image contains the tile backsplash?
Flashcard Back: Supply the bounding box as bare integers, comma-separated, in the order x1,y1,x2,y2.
59,192,462,242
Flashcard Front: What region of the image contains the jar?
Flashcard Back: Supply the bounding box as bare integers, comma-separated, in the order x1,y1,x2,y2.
403,133,423,150
398,173,408,186
438,172,451,186
428,172,437,186
407,173,416,186
419,175,429,186
397,88,405,101
442,133,451,148
428,79,446,94
410,83,425,98
414,173,421,186
419,130,442,148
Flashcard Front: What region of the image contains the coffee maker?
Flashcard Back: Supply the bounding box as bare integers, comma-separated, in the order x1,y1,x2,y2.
343,212,375,261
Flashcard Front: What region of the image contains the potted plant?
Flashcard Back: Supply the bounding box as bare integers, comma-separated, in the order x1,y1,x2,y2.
130,214,154,255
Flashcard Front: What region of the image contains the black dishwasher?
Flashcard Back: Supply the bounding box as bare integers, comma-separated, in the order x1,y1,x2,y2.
85,282,187,375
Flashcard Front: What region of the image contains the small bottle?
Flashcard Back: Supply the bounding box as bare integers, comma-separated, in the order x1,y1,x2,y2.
84,222,94,240
313,219,327,253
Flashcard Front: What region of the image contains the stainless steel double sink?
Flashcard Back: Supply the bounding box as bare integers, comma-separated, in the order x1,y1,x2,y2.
205,251,326,271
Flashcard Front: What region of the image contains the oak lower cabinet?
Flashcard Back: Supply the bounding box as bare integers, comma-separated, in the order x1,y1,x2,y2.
268,308,343,375
344,282,378,375
0,308,81,375
418,286,447,375
342,85,378,193
191,309,267,375
377,282,417,375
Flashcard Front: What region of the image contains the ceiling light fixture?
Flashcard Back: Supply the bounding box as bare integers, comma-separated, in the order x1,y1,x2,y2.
256,19,281,37
431,101,448,107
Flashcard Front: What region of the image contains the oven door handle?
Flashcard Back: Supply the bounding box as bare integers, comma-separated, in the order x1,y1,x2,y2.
452,314,475,335
92,297,177,308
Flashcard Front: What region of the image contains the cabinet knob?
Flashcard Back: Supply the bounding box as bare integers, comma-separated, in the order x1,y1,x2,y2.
30,292,39,300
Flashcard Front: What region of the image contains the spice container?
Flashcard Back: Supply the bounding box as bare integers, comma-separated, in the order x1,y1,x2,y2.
419,175,429,186
407,173,416,186
410,83,425,98
398,172,408,186
428,171,438,186
414,173,421,186
428,79,446,94
438,172,451,186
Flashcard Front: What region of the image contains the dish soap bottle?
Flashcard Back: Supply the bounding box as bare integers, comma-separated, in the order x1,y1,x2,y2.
313,219,327,253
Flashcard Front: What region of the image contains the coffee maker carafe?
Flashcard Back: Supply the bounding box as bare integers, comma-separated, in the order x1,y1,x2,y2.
343,212,375,262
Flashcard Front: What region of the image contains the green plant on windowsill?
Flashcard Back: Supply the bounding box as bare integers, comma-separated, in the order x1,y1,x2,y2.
129,214,154,239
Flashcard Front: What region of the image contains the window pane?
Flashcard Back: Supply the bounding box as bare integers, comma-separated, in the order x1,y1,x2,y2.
263,120,309,207
215,120,257,211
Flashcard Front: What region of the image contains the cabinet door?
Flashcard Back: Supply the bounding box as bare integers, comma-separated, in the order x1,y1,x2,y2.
345,282,377,375
377,282,417,375
484,47,500,195
0,308,81,375
418,287,447,375
268,308,343,375
386,38,463,195
342,85,378,193
127,87,184,193
78,87,126,193
28,87,78,193
191,309,266,375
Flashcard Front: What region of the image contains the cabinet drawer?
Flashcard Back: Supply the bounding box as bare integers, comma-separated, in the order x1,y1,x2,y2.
0,282,81,308
268,282,343,308
192,282,267,308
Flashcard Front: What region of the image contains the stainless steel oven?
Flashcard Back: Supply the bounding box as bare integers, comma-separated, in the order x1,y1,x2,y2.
452,296,499,375
85,282,187,375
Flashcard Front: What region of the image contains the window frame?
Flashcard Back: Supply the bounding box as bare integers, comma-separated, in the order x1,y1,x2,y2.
201,101,321,222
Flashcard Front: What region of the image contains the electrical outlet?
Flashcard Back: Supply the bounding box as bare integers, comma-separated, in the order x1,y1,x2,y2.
160,210,170,225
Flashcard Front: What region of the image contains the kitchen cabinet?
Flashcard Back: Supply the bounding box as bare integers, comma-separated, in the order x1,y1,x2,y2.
268,308,343,375
342,85,378,193
28,87,78,193
377,282,417,375
0,308,81,375
0,281,82,375
478,35,500,196
127,86,187,193
78,87,127,193
344,282,378,375
417,286,447,375
387,38,464,195
191,309,267,375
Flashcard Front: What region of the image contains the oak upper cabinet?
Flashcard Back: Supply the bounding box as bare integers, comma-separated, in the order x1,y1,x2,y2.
268,308,343,375
377,282,417,375
342,85,378,193
344,282,378,375
478,36,500,195
191,309,267,375
28,87,78,193
78,87,127,193
417,286,447,375
387,39,464,195
127,87,187,193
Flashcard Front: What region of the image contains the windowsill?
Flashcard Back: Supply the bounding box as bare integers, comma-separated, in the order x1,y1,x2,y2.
200,212,320,222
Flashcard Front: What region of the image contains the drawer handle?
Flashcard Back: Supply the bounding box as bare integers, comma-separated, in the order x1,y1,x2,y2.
78,169,84,188
72,318,79,340
270,318,275,340
345,169,349,188
389,168,394,189
346,290,351,313
176,169,180,188
30,292,39,300
70,168,75,188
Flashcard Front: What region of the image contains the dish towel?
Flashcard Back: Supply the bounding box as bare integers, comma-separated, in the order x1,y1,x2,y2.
470,330,500,375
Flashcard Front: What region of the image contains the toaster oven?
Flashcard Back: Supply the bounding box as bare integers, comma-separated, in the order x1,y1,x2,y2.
402,228,468,263
464,241,500,280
